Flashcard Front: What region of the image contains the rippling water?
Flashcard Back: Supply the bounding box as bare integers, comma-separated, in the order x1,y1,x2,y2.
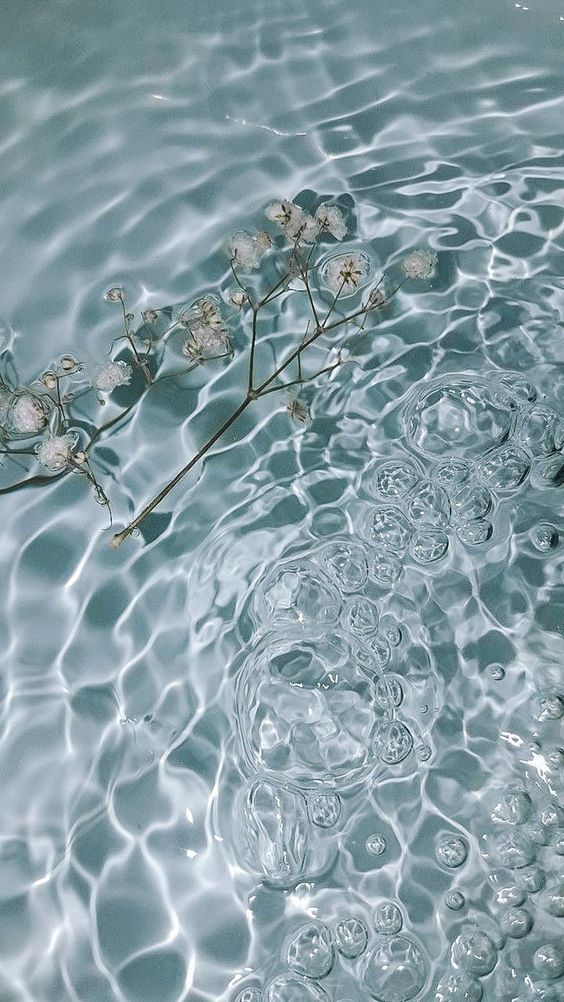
1,0,564,999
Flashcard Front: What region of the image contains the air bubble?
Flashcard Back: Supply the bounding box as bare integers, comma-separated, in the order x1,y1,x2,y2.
375,677,403,710
407,480,450,527
308,793,342,829
286,921,334,979
477,444,530,491
445,891,466,911
530,523,559,552
371,552,403,586
410,528,449,563
491,789,533,825
377,721,414,765
530,691,564,722
545,878,564,917
416,744,432,762
432,458,471,488
379,617,402,647
334,917,369,958
372,462,420,502
515,864,545,894
374,902,403,935
451,927,498,977
456,520,493,546
500,907,533,939
436,835,469,869
236,990,261,1002
451,485,493,523
264,975,329,1002
363,936,428,1001
366,507,413,551
488,664,505,680
434,973,483,1001
344,597,380,635
366,834,387,856
533,943,564,980
323,541,369,592
490,830,536,869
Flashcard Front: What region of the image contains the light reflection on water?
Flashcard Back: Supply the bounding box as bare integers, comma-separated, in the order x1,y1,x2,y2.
0,0,564,998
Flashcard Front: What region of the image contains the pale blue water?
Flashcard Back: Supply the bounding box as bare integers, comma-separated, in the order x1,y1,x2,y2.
1,0,564,1000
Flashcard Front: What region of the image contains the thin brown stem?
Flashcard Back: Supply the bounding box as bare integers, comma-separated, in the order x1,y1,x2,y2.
111,394,253,548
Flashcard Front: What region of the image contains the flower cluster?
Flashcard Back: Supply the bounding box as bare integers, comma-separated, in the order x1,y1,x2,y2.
324,252,372,294
94,360,132,392
10,394,49,434
36,432,78,471
263,199,347,244
181,296,232,360
227,229,272,270
402,249,437,280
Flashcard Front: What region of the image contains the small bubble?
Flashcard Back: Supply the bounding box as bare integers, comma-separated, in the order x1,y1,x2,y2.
531,691,564,723
416,744,432,762
309,793,342,829
375,677,403,710
419,703,429,714
445,891,466,911
530,523,559,552
374,901,403,935
436,835,469,869
500,906,533,939
286,921,334,979
451,927,498,976
379,616,402,647
131,527,141,539
516,864,545,894
488,664,505,680
334,917,368,958
533,942,564,980
495,884,526,907
545,878,564,916
235,990,261,1002
366,833,387,856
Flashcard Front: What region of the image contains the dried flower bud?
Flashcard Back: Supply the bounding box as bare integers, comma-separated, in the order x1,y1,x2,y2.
287,398,309,423
142,308,159,324
368,285,386,308
105,287,123,302
229,290,248,308
58,355,80,373
74,451,87,464
41,371,58,390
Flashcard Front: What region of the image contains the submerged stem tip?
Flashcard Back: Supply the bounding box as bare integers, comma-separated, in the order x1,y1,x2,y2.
110,527,131,548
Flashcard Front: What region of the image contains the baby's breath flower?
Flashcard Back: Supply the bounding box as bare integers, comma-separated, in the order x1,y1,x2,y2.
368,283,387,308
227,229,271,270
265,200,319,243
182,322,230,359
41,371,58,390
10,394,48,434
58,355,80,373
142,308,159,323
265,200,295,228
105,287,123,302
229,289,248,308
402,249,437,280
36,432,78,471
287,398,309,423
324,252,371,294
314,203,347,240
94,360,132,392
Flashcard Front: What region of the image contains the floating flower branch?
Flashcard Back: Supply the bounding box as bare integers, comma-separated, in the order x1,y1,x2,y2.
0,195,437,543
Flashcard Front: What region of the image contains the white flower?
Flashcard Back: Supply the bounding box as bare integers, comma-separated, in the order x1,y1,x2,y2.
105,287,123,302
227,229,271,270
402,249,437,280
265,200,319,243
182,322,230,359
94,360,132,392
10,394,48,434
324,252,371,294
36,433,77,471
368,282,387,308
314,203,347,240
265,200,296,228
229,289,248,308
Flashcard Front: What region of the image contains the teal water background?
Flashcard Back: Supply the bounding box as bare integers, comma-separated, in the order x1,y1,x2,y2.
1,0,564,999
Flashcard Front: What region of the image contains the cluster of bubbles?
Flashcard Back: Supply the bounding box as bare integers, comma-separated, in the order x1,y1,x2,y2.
235,900,432,1002
433,697,564,999
225,369,564,1001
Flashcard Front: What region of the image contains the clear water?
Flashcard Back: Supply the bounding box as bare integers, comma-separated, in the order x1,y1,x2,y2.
1,0,564,1000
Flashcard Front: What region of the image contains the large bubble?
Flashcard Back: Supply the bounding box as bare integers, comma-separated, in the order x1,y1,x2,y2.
286,921,334,979
405,376,515,459
451,927,497,977
234,779,310,886
235,634,383,788
362,935,428,1001
254,559,341,631
264,975,329,1002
